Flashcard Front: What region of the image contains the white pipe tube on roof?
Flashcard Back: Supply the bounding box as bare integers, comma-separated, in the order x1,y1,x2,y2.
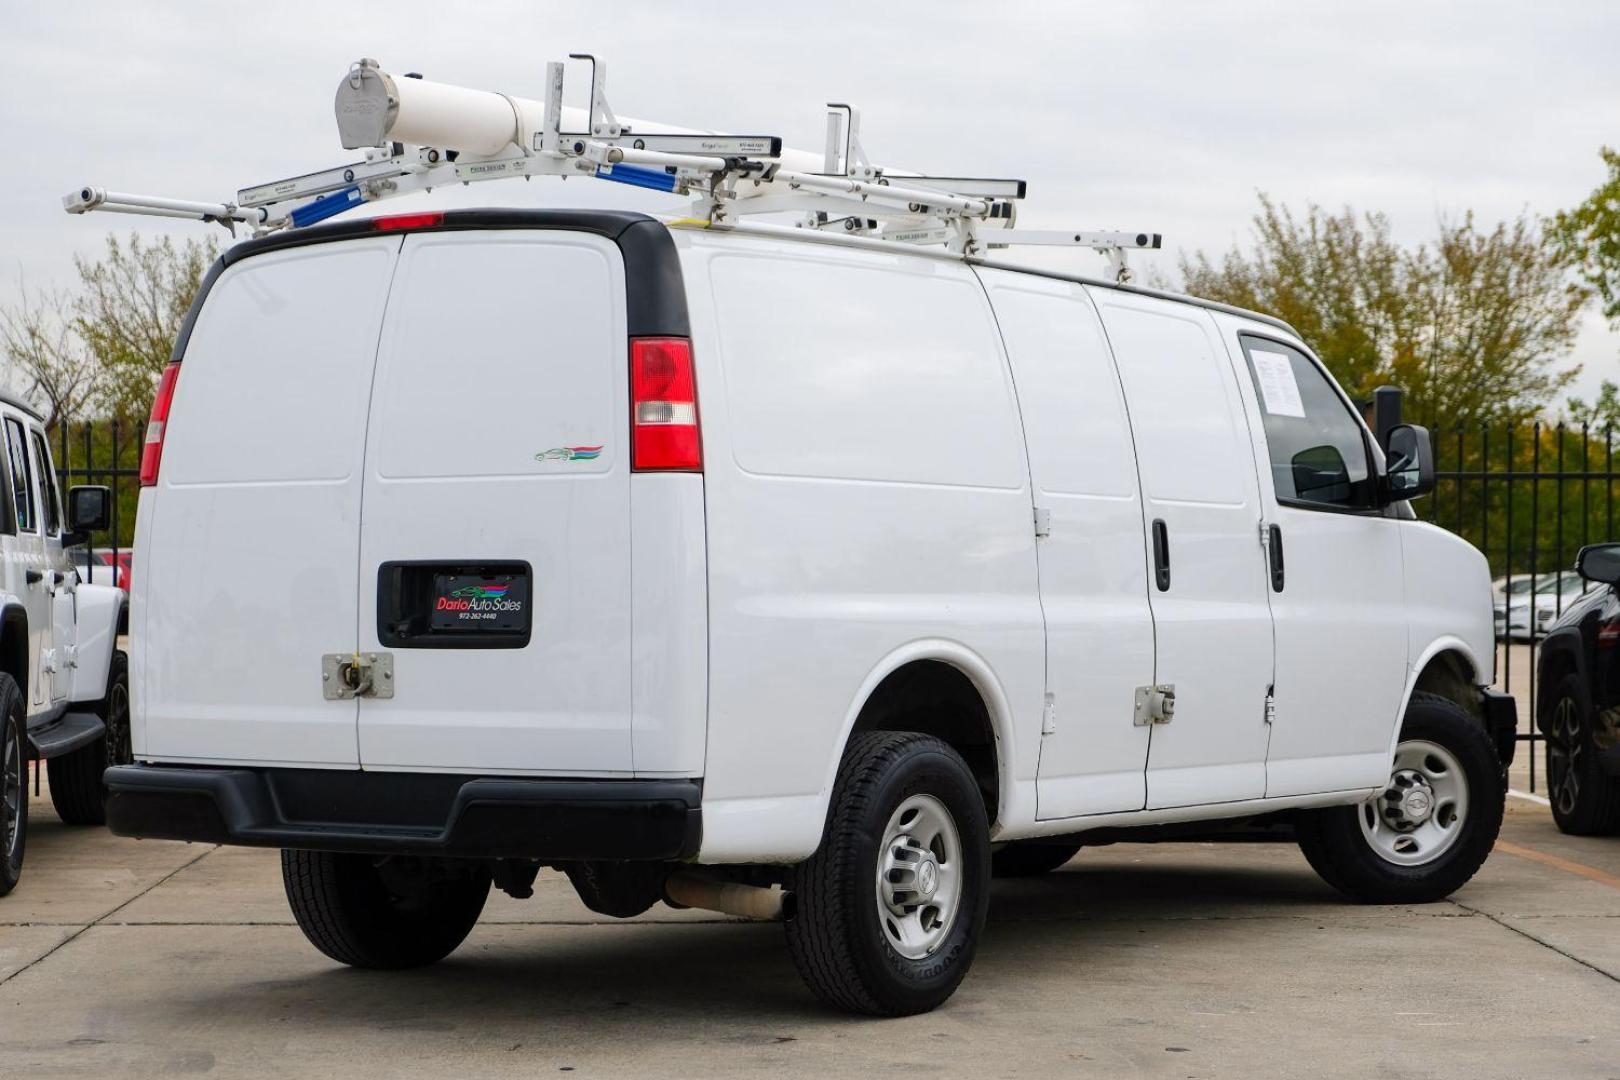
335,60,826,170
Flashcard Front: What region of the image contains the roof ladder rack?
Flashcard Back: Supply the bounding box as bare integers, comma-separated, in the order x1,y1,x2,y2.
63,55,1163,282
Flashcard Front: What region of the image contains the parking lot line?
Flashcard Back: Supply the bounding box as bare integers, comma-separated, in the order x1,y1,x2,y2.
1493,839,1620,891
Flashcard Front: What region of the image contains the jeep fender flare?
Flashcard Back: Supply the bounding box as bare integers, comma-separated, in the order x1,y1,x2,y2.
71,581,124,704
0,599,26,700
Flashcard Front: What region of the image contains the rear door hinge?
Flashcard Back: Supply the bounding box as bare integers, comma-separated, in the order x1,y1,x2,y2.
1258,520,1270,547
1034,506,1052,539
1041,693,1057,735
323,652,394,700
1134,684,1176,726
1264,685,1276,726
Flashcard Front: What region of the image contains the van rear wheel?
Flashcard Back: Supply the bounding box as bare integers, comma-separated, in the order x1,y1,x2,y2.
785,731,990,1016
1295,693,1503,904
281,850,491,969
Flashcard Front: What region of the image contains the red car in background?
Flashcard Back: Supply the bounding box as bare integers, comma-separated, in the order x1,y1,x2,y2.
74,547,132,591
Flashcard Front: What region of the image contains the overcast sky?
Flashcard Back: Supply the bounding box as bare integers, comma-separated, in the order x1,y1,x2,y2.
3,0,1616,404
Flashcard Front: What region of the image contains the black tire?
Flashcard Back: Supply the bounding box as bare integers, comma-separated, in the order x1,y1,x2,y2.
0,673,26,897
1545,672,1620,835
785,731,990,1016
1296,692,1503,904
48,650,130,825
281,850,491,969
991,841,1082,878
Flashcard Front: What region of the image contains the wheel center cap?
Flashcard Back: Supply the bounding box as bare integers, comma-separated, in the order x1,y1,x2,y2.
1402,788,1433,821
917,859,939,899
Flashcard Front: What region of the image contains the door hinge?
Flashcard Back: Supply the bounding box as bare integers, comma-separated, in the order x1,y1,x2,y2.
1258,520,1270,547
41,648,56,675
1033,506,1052,539
1041,694,1057,735
1134,684,1176,726
322,652,394,700
1264,686,1276,726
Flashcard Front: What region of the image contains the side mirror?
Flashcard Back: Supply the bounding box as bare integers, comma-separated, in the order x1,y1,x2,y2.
1576,543,1620,586
67,485,112,534
1383,424,1435,503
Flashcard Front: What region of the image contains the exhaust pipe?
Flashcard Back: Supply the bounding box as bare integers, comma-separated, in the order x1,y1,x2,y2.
664,872,790,921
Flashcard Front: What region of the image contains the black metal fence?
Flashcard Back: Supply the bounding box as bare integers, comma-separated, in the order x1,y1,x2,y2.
53,418,139,583
1428,421,1620,793
50,415,1614,792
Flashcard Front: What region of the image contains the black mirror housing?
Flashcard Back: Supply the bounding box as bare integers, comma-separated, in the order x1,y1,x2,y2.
67,485,112,533
1382,424,1435,503
1576,543,1620,586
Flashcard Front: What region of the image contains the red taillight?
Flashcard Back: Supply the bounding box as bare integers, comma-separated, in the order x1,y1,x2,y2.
1599,620,1620,649
373,212,445,231
140,362,180,486
630,337,701,472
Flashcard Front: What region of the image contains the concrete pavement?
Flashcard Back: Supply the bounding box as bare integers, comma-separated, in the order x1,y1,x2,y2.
2,780,1618,1079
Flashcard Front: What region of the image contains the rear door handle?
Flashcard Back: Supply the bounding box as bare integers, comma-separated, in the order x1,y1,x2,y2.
1267,523,1285,592
1151,518,1170,591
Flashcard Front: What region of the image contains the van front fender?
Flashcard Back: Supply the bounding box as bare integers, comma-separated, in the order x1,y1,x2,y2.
72,582,124,703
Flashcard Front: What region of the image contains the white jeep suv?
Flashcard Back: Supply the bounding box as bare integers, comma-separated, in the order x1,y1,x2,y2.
0,395,130,896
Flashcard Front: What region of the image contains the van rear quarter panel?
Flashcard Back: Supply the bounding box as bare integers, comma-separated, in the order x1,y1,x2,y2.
679,231,1045,861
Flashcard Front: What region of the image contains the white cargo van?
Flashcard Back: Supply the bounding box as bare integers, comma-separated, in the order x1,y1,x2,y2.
107,208,1515,1014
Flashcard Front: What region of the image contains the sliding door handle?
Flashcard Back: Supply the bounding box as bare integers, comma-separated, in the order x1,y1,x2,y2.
1151,518,1170,591
1267,523,1285,592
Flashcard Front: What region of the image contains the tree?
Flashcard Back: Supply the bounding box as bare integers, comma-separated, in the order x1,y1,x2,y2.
1551,146,1620,339
1178,197,1589,426
1566,380,1620,430
0,281,102,424
72,233,218,420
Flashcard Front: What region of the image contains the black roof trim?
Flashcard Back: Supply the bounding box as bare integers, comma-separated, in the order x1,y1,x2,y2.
173,209,689,359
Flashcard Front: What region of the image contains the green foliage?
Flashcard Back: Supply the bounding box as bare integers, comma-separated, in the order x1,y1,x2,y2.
72,233,219,421
1566,380,1620,430
1551,146,1620,331
1179,196,1589,427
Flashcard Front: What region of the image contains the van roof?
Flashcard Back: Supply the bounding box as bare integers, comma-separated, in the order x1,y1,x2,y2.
207,208,1305,343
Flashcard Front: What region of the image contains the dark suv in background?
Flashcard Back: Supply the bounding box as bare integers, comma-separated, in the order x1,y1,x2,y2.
1536,544,1620,835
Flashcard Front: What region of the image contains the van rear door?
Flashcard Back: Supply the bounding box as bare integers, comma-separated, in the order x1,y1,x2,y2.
141,237,401,766
355,231,633,774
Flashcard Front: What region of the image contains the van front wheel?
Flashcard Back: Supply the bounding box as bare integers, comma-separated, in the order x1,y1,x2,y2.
281,850,491,969
785,731,990,1016
1295,693,1503,904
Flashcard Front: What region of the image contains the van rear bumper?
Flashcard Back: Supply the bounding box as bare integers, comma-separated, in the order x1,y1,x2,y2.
104,765,701,861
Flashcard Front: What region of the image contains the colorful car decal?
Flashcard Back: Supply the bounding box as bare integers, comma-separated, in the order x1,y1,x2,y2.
534,445,604,463
450,583,511,599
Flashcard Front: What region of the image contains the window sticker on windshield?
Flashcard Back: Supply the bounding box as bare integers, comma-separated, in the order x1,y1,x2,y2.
1250,348,1306,418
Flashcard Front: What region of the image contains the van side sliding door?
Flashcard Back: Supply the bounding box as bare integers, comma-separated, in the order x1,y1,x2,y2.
1214,317,1407,797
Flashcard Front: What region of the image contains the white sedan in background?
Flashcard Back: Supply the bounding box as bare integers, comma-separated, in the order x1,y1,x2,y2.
1495,571,1590,639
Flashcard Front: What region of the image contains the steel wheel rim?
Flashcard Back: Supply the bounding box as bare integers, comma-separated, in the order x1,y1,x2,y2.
1548,695,1582,817
1358,739,1469,867
104,679,131,770
2,715,20,859
874,793,963,960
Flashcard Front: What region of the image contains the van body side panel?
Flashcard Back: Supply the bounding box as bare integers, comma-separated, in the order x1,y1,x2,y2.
140,238,401,766
1211,313,1410,796
684,232,1044,861
975,269,1156,819
1091,292,1274,809
355,231,634,775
